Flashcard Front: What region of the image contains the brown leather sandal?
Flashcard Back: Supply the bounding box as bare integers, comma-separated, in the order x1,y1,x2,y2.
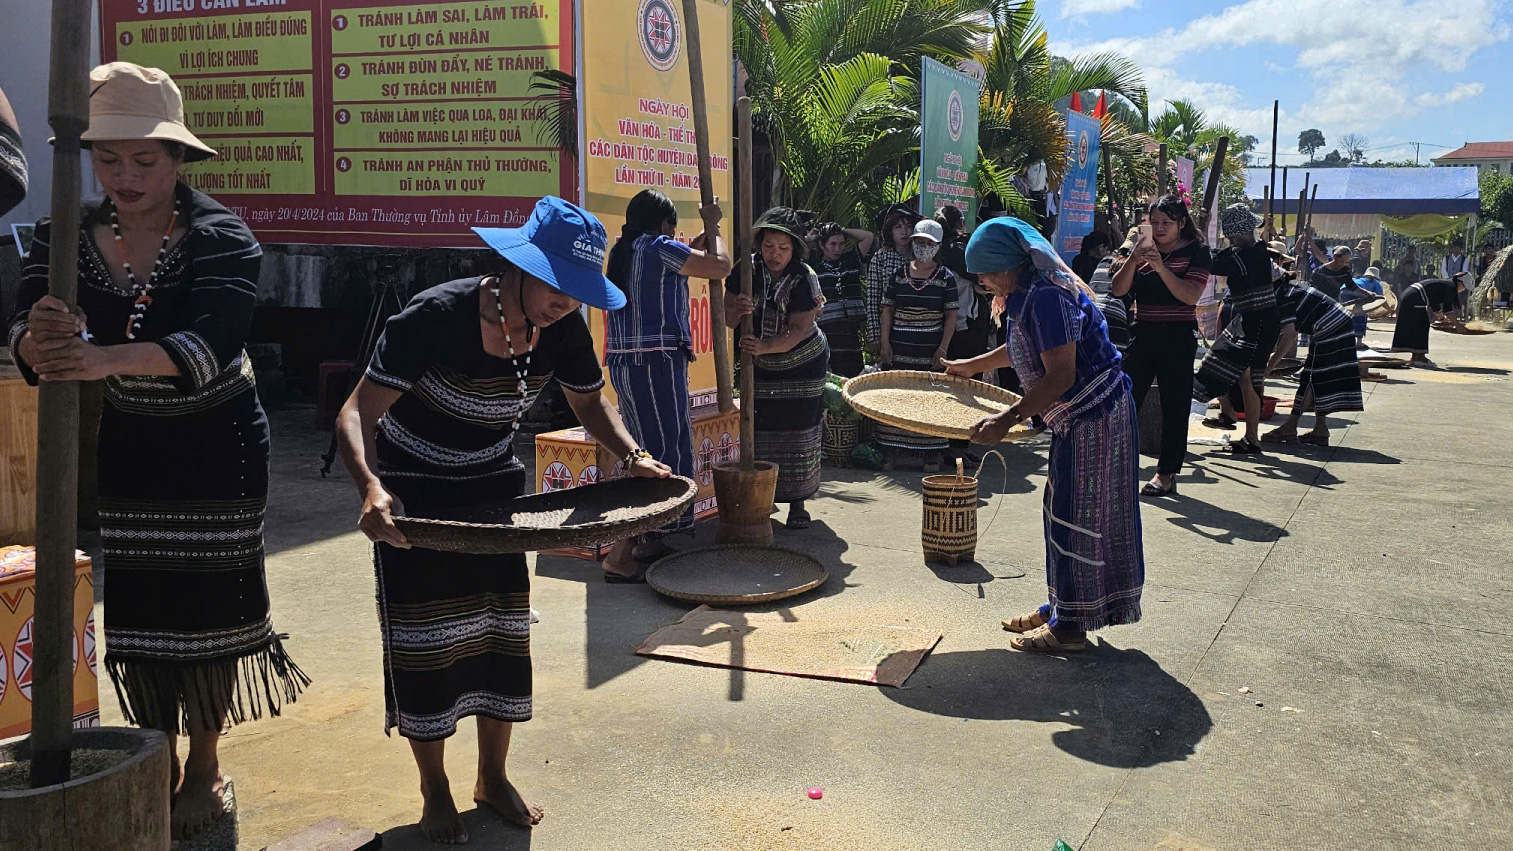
1009,624,1087,653
1001,609,1049,633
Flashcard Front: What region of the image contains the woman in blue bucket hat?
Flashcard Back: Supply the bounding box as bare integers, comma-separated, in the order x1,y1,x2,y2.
945,217,1144,653
336,197,671,842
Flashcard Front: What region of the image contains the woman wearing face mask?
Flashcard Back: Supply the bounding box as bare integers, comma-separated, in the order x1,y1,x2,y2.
725,207,831,528
812,221,873,377
600,189,731,580
7,63,307,840
877,219,959,472
337,197,672,843
864,204,922,359
1111,195,1212,497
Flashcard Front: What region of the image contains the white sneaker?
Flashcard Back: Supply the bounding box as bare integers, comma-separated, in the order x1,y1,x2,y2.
530,608,541,624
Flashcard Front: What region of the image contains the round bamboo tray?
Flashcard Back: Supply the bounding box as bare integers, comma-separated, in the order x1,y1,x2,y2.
394,476,698,554
1434,322,1498,335
646,545,829,605
842,370,1042,441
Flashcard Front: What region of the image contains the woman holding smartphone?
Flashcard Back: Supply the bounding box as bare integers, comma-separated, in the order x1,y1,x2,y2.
1111,195,1212,497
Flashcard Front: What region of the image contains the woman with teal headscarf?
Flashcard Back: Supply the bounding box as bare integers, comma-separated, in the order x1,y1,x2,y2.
944,218,1145,652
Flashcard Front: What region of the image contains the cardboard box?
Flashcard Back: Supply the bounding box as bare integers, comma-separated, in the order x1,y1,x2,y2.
535,402,740,559
0,546,101,738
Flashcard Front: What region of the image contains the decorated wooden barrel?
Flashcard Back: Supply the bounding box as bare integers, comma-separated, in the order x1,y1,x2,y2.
821,413,859,466
921,459,979,566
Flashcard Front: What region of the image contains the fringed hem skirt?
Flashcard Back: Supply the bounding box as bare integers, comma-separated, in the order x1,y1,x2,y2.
376,469,533,741
1043,387,1145,631
752,330,829,503
99,389,307,734
1296,332,1364,415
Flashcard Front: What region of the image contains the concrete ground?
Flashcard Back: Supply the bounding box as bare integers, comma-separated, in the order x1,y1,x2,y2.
93,319,1513,850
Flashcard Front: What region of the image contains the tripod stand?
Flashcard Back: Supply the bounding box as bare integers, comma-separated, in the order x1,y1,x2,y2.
320,255,408,477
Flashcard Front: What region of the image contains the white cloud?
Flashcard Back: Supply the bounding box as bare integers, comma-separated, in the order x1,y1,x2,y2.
1058,0,1140,17
1054,0,1510,156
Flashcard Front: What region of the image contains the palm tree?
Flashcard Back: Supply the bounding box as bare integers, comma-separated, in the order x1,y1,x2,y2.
1143,99,1248,209
736,0,995,223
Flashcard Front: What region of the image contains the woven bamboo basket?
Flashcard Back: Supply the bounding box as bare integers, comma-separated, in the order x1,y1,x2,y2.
843,370,1041,441
393,476,698,554
646,545,829,604
822,413,860,466
921,453,1006,566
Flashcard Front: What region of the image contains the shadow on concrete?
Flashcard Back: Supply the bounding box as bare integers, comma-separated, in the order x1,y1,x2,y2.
535,519,857,691
880,645,1211,769
1149,489,1291,545
378,808,533,850
1442,365,1510,375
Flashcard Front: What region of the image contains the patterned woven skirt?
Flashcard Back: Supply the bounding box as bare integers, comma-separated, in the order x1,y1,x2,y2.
608,351,696,537
752,330,830,503
99,387,307,734
818,315,865,378
375,468,533,741
1041,385,1144,631
1193,308,1279,402
1296,331,1363,415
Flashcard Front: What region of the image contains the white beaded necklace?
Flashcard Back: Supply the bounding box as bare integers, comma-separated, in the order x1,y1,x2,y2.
110,198,181,341
489,274,536,397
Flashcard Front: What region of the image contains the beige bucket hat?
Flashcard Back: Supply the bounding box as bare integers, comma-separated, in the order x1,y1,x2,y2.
80,62,217,161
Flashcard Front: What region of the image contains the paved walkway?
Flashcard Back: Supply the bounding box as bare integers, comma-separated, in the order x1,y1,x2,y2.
95,320,1513,850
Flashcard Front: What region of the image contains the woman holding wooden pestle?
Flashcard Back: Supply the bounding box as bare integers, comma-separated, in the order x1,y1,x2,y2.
944,218,1145,653
725,207,831,529
6,63,307,839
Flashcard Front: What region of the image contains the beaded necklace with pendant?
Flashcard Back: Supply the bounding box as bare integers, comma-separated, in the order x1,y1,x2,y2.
489,274,536,398
110,199,182,341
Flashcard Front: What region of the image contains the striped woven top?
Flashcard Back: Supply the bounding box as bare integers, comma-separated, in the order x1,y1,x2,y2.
1130,240,1212,325
1211,240,1278,316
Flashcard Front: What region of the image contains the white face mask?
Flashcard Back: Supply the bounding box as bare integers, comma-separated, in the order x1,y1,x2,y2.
913,243,940,261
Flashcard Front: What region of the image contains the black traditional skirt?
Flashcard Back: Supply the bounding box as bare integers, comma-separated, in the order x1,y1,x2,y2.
1391,288,1433,354
375,468,532,741
99,384,306,733
752,330,830,503
1296,331,1364,415
818,315,865,378
1193,307,1279,401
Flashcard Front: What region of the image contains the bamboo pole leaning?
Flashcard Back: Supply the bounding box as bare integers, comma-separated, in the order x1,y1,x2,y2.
736,98,755,471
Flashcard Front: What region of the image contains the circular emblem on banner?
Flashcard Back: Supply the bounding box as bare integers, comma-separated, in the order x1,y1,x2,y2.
638,0,682,72
697,438,716,486
578,466,602,486
1078,130,1090,169
542,462,573,492
947,90,965,142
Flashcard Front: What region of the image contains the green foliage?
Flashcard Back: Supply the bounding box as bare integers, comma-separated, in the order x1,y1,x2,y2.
1298,128,1326,158
1479,169,1513,229
528,69,577,158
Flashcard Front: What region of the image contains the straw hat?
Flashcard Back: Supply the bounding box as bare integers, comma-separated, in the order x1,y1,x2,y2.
80,63,217,162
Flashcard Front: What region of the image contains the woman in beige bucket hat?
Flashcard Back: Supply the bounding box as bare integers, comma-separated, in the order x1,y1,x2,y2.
8,62,305,839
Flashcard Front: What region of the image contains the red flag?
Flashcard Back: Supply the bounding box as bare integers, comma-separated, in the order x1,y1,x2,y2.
1070,91,1083,112
1093,90,1107,119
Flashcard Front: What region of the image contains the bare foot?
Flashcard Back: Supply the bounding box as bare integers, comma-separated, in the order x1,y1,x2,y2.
170,770,226,841
169,751,182,797
475,775,544,828
420,782,469,844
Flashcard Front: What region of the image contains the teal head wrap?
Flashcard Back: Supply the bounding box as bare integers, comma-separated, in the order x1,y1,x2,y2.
965,217,1082,292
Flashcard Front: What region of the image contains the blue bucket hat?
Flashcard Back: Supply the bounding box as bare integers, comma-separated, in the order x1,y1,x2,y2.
473,197,625,310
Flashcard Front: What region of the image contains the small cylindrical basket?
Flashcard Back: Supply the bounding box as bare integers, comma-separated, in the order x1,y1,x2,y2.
822,412,859,466
921,452,1006,566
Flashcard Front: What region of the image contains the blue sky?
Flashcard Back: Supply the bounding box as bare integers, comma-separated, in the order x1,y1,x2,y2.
1046,0,1512,165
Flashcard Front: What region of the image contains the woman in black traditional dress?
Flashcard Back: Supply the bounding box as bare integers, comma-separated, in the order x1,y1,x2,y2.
725,207,830,529
7,63,305,840
811,221,872,377
337,197,671,843
1391,277,1465,367
878,218,959,471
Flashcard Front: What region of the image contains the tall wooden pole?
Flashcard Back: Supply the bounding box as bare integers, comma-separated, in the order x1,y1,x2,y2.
737,98,755,471
31,0,92,788
1101,145,1119,234
1262,186,1272,240
1198,135,1228,232
1156,143,1168,198
678,0,733,413
1305,182,1320,235
1268,100,1279,210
